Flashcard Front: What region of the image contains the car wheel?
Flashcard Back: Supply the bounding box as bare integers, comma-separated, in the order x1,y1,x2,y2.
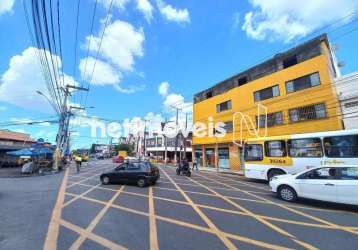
186,171,191,177
268,169,285,181
278,185,297,202
101,175,110,185
176,169,180,175
137,178,147,188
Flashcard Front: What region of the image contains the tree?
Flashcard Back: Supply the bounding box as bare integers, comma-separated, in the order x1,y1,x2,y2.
114,143,134,156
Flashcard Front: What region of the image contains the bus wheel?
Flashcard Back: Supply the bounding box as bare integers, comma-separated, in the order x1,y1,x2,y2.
278,185,297,202
267,169,285,182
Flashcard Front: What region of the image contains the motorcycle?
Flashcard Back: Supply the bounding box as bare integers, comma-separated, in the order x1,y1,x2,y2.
176,162,191,177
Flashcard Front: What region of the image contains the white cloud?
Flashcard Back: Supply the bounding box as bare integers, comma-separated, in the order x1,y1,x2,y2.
114,84,145,94
136,0,154,23
0,0,15,15
163,93,192,113
242,0,358,42
86,19,144,71
98,0,130,10
79,57,121,86
158,81,169,97
156,0,190,24
0,47,77,113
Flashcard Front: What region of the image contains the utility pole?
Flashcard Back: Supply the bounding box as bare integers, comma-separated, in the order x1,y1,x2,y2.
183,113,188,158
170,105,182,164
143,120,149,157
53,85,88,171
174,108,179,163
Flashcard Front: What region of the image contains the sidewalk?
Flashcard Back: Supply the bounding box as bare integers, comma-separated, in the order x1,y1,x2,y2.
157,163,244,176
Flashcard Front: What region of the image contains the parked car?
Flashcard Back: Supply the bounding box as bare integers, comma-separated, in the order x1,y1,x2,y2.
112,156,124,163
100,161,160,187
270,165,358,205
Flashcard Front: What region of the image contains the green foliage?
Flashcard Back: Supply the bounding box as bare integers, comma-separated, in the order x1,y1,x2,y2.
114,143,134,156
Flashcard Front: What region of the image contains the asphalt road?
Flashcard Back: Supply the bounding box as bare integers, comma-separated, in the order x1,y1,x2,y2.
52,159,358,250
1,159,358,250
0,171,64,250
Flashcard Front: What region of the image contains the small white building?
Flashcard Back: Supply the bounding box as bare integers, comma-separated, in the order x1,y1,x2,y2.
335,72,358,129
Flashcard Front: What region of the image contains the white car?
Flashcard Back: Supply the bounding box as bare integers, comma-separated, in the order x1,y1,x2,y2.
269,165,358,205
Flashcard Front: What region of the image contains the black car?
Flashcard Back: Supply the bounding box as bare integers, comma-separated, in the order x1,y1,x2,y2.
100,161,160,187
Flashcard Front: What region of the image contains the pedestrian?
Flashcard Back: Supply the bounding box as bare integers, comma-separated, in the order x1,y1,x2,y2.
192,158,199,171
75,155,82,173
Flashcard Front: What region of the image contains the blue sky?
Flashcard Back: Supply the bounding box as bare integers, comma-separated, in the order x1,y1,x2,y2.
1,0,358,148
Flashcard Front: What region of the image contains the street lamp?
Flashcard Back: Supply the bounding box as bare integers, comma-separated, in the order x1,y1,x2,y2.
36,90,60,115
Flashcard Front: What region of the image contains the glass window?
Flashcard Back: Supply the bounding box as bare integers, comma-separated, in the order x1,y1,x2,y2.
324,135,358,158
300,167,338,180
340,167,358,180
289,103,326,122
244,144,263,161
288,138,323,158
286,72,321,93
265,141,287,157
310,73,320,86
257,111,283,128
216,100,232,113
254,85,280,102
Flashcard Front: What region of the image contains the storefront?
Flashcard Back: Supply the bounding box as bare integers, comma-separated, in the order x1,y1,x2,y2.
218,147,230,169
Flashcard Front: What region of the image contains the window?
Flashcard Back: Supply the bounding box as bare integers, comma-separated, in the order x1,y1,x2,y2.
289,103,326,122
286,72,321,93
344,101,358,108
323,135,358,158
340,167,358,180
127,163,140,170
283,55,298,69
254,85,280,102
216,100,232,112
288,138,323,157
244,144,263,161
299,167,338,180
256,111,283,128
157,138,163,147
265,141,287,157
238,76,248,86
146,138,156,148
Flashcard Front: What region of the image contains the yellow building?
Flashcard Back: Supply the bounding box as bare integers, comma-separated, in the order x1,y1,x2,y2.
192,34,343,171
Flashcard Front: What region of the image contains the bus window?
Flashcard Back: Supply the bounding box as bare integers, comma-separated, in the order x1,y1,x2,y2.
265,140,286,157
288,138,323,158
244,144,263,161
324,135,358,158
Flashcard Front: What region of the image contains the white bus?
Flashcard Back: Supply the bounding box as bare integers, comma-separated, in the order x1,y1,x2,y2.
244,129,358,181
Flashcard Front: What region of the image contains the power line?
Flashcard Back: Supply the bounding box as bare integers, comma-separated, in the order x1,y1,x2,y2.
83,0,115,110
78,0,99,107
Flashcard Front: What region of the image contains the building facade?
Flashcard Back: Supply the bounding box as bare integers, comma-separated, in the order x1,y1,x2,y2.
335,72,358,129
192,34,344,170
0,130,36,167
145,134,192,163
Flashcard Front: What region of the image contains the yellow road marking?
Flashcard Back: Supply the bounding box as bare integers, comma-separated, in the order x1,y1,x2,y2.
63,184,101,208
198,172,358,236
149,187,159,250
70,182,358,231
160,167,237,249
61,219,127,250
187,175,295,238
43,167,69,250
69,186,125,250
